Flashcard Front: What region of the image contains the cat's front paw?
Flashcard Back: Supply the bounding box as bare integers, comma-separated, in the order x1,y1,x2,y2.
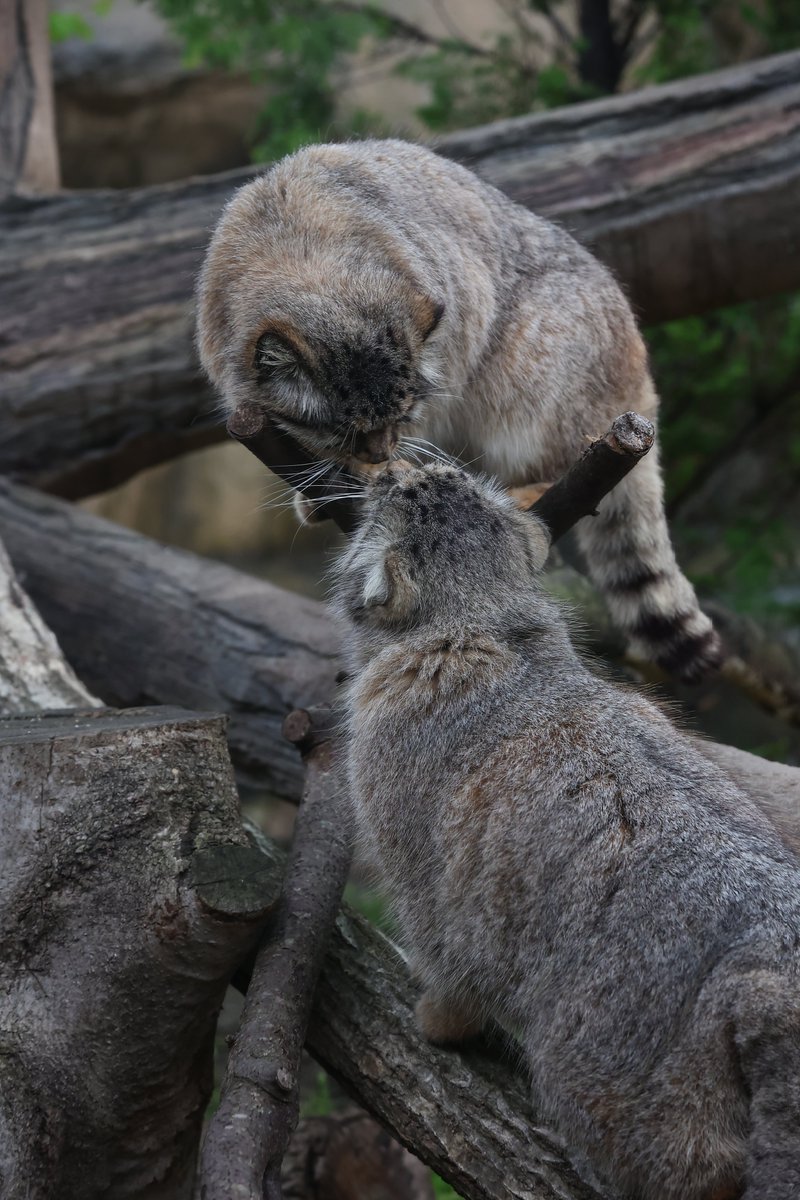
415,991,483,1046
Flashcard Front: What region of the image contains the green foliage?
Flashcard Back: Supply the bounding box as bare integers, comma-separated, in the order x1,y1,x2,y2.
397,34,589,133
648,293,800,503
343,881,397,936
639,0,800,85
431,1173,462,1199
49,11,93,42
300,1069,333,1118
152,0,389,160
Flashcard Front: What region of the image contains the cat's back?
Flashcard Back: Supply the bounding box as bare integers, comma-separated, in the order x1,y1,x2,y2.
233,138,586,271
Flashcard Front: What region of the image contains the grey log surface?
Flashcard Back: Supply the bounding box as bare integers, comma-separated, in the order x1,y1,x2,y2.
0,706,281,1200
2,478,799,832
1,52,799,497
0,480,339,799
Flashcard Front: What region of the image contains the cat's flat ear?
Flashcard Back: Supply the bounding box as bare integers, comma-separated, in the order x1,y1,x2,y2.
522,515,551,572
362,549,419,619
409,292,445,340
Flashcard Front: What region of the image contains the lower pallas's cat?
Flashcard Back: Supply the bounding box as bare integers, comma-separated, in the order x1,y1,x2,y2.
334,460,800,1200
198,138,720,679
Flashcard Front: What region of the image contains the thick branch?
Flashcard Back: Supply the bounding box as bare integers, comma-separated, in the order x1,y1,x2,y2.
2,53,799,497
200,713,351,1200
226,405,655,546
2,478,799,780
528,410,654,541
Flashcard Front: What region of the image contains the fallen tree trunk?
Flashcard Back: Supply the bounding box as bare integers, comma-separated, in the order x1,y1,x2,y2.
1,479,798,830
1,51,798,497
0,479,339,799
0,706,281,1199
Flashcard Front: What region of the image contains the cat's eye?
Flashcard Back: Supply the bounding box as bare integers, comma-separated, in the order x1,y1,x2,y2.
254,333,302,380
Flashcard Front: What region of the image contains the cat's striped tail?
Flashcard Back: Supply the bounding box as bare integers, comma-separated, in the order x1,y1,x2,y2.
574,435,723,682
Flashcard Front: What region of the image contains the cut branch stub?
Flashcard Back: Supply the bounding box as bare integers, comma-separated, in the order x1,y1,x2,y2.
528,411,655,543
227,403,361,534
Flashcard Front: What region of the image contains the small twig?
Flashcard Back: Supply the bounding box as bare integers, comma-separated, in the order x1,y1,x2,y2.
227,405,360,534
227,405,655,547
528,411,655,542
199,708,352,1200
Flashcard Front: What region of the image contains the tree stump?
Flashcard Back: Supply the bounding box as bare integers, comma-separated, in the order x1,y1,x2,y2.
0,706,279,1199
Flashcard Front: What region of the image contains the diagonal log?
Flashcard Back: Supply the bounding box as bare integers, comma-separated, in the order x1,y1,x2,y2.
0,478,339,799
1,52,799,497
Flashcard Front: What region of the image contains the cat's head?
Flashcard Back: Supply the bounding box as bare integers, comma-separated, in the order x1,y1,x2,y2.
197,177,444,467
333,462,552,635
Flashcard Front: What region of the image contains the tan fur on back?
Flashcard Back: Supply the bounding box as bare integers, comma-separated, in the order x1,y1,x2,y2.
197,138,721,679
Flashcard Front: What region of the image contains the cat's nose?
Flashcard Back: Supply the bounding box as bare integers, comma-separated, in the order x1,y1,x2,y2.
355,426,397,464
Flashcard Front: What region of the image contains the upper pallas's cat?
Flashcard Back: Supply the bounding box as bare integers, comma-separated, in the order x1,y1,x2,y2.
197,138,720,679
333,460,800,1200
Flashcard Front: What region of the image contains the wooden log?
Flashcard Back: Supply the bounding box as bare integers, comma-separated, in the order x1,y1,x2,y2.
1,52,798,497
0,706,281,1200
0,0,60,197
0,479,339,799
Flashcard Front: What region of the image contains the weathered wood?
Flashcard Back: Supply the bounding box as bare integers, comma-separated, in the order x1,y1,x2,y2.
527,411,654,541
0,480,339,798
1,52,798,496
0,0,59,197
201,728,352,1200
0,534,99,713
0,706,280,1200
438,51,800,323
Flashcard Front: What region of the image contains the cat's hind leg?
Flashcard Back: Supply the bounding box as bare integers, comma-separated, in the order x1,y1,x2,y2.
574,431,722,682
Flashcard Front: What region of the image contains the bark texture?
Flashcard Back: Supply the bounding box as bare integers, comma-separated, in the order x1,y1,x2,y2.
0,535,98,713
1,52,798,496
0,480,339,799
0,706,280,1200
0,0,60,197
200,729,352,1200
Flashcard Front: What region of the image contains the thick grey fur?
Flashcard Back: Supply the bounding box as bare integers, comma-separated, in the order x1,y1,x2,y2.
333,462,800,1200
